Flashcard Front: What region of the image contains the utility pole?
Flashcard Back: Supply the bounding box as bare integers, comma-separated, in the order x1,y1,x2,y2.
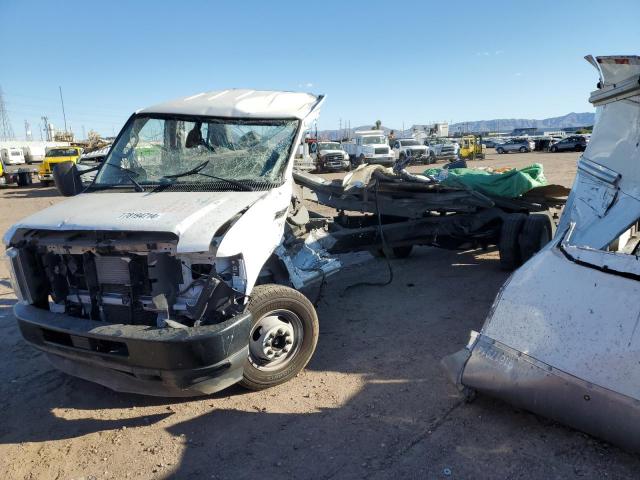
0,86,15,141
59,86,68,133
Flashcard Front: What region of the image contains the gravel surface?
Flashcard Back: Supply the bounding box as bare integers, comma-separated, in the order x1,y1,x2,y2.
1,151,639,479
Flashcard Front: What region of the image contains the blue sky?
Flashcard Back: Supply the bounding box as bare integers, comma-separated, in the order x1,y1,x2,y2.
1,0,639,138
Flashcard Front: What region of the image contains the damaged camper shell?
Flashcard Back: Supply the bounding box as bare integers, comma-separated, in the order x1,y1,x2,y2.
4,89,340,397
443,55,640,451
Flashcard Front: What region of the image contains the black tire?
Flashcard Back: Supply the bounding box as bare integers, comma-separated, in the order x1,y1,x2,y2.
40,180,51,187
550,145,558,153
16,173,29,187
359,154,366,165
519,147,527,153
519,214,553,263
498,213,526,271
496,147,504,154
429,152,436,164
240,284,319,391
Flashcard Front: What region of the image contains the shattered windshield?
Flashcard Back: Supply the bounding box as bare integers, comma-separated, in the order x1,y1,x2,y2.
93,114,299,190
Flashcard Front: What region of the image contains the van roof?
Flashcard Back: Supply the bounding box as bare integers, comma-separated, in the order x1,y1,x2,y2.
138,89,324,120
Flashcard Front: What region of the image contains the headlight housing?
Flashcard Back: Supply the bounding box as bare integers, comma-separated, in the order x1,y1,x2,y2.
4,247,33,303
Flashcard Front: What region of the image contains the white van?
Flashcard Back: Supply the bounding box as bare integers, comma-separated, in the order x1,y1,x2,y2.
4,89,334,397
1,147,26,165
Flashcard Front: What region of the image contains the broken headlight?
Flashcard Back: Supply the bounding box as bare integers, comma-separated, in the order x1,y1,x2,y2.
4,247,34,303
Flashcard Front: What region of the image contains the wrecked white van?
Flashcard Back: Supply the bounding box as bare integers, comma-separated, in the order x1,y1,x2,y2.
444,56,640,451
4,89,338,396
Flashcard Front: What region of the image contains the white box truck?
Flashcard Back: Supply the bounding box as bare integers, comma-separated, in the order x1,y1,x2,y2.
342,130,394,167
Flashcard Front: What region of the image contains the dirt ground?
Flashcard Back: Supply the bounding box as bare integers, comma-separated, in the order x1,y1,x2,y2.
1,151,639,479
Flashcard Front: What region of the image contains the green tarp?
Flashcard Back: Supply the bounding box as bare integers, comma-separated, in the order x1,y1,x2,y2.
424,163,547,198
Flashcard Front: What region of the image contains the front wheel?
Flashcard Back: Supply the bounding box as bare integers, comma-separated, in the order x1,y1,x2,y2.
240,284,319,391
496,148,504,154
519,147,527,153
550,146,558,153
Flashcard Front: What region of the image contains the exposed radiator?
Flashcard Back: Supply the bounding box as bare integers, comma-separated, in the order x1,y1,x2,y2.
94,256,131,285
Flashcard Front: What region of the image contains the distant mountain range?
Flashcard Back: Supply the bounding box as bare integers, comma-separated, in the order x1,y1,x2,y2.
449,112,595,133
318,112,595,139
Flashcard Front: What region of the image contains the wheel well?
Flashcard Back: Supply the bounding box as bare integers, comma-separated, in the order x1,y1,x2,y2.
256,254,292,287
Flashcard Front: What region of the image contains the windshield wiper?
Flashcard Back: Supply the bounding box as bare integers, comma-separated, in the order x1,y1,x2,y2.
102,162,144,192
161,160,254,191
163,160,210,179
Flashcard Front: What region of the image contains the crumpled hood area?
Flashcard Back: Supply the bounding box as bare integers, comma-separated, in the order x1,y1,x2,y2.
4,190,267,253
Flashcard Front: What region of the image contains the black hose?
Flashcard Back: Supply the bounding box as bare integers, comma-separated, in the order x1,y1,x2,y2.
341,179,394,294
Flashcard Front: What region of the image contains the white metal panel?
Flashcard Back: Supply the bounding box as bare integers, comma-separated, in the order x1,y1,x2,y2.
3,191,266,253
482,246,640,399
138,89,323,120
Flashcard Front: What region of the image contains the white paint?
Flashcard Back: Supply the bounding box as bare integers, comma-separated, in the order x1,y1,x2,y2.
139,89,322,120
482,55,640,402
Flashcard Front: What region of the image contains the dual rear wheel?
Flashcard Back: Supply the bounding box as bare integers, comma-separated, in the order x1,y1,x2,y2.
498,213,553,271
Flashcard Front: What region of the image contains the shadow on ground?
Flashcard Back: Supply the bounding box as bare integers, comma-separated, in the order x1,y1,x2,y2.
1,248,639,479
1,185,60,199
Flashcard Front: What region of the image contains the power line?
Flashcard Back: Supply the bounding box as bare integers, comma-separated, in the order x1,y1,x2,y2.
0,86,15,141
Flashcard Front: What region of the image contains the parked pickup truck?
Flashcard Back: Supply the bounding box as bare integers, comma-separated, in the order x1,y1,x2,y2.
423,138,457,162
311,141,350,172
342,130,394,166
391,138,429,163
4,89,341,397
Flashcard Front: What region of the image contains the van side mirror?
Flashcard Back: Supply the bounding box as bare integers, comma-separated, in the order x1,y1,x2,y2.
53,162,84,196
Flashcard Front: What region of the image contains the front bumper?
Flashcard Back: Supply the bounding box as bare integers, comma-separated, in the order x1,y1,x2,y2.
322,161,350,171
38,173,53,181
443,332,640,452
365,155,394,165
15,302,252,397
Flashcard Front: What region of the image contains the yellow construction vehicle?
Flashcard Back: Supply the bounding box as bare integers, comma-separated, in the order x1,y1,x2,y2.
459,135,486,160
39,146,82,186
